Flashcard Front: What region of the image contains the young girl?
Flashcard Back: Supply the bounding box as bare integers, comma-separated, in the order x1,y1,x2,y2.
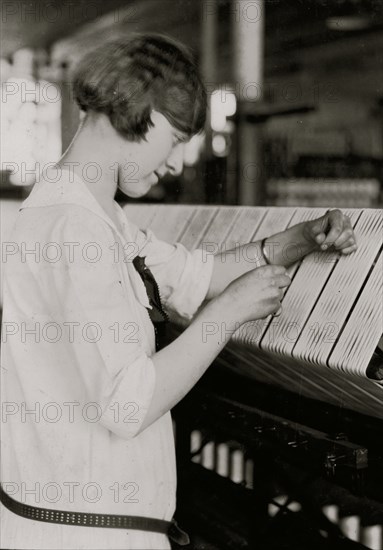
0,34,356,550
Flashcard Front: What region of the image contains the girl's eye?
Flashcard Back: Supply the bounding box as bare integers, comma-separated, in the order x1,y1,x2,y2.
174,134,187,145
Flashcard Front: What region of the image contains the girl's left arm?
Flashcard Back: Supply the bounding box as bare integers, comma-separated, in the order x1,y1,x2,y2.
206,209,357,300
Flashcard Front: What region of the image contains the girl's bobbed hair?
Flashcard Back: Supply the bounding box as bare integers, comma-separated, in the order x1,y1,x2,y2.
72,34,207,141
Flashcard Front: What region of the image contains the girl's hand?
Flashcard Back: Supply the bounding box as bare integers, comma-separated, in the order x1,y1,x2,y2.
305,209,357,255
218,265,291,324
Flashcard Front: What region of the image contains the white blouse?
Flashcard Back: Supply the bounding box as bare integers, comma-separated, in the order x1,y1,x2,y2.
0,170,214,549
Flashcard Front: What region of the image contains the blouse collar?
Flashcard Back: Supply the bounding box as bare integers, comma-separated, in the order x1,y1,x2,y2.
20,168,151,309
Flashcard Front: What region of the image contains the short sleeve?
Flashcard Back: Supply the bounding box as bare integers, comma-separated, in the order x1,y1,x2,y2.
137,228,215,320
56,210,156,439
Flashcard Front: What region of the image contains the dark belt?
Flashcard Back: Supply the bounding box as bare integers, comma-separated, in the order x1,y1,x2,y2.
0,484,189,545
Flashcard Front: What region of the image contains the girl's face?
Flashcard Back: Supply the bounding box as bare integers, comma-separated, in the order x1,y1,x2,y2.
117,111,188,198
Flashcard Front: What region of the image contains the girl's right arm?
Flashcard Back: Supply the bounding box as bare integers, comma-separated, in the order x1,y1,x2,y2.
139,264,290,433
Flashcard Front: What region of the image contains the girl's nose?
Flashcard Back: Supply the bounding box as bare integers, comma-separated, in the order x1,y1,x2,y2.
166,143,184,176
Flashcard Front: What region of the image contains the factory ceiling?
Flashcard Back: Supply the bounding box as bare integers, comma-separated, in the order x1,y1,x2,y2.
1,0,382,59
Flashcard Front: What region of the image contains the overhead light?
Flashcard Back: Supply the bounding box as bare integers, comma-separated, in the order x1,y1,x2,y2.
212,134,228,157
326,15,371,31
210,87,237,132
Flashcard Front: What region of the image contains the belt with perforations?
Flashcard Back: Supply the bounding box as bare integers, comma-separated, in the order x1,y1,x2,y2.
0,484,189,545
